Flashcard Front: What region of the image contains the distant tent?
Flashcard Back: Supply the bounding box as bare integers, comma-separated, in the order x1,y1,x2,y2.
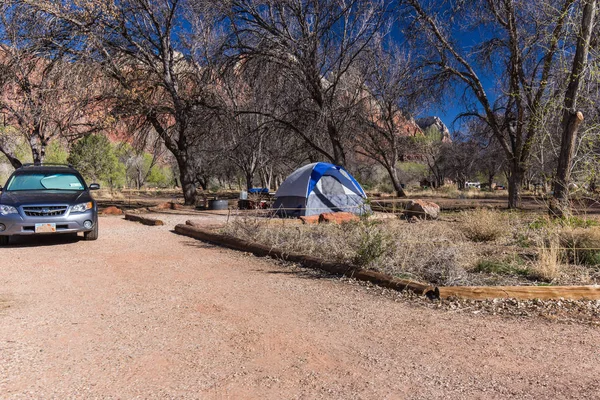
273,162,370,217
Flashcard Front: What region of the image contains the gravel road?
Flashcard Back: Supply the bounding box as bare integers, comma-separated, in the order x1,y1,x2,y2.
1,215,599,399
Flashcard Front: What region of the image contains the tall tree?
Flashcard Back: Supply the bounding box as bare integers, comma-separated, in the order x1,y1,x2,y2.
402,0,578,208
0,2,106,167
551,0,597,216
227,0,389,167
355,45,423,197
23,0,226,204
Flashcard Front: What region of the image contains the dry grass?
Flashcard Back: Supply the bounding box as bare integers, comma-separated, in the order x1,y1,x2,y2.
222,209,600,287
559,227,600,266
458,208,512,242
223,217,471,286
530,236,563,282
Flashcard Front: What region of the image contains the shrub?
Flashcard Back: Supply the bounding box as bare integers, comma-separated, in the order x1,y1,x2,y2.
559,227,600,266
473,257,529,276
351,222,393,268
420,247,466,286
459,208,510,242
68,135,125,189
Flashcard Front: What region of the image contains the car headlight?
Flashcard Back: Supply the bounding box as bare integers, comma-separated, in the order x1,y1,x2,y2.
0,205,18,215
71,202,93,213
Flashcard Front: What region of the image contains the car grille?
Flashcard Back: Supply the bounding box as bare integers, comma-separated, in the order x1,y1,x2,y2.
23,206,68,217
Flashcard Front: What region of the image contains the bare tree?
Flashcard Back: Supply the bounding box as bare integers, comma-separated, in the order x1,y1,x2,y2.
218,63,278,190
21,0,227,204
443,139,480,190
226,0,389,167
354,44,423,197
402,0,579,208
0,2,107,167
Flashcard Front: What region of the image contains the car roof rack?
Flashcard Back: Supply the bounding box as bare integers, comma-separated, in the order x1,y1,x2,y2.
19,163,74,169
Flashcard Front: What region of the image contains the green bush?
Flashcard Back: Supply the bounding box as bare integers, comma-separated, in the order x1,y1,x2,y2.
352,223,392,268
68,135,125,189
473,258,529,276
147,164,174,188
44,141,69,164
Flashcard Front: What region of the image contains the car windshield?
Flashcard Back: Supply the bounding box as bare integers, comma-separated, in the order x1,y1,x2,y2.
6,173,85,191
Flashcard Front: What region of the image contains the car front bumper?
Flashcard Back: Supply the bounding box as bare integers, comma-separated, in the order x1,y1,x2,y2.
0,209,97,236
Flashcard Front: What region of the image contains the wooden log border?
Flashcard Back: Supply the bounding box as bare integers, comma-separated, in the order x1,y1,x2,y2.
124,213,164,226
175,222,438,299
438,285,600,300
175,222,600,301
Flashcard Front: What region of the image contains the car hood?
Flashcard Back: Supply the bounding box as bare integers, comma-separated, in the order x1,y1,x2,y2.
0,190,91,206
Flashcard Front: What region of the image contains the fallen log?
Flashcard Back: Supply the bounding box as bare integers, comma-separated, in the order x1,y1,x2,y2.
124,213,164,226
174,223,437,298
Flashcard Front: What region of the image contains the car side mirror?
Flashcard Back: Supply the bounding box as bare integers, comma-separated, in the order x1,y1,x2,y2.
89,183,100,190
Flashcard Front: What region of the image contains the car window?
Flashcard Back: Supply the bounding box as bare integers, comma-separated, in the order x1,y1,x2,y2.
6,173,85,191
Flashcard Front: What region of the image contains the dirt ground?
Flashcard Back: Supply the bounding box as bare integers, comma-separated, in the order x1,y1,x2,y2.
1,215,599,399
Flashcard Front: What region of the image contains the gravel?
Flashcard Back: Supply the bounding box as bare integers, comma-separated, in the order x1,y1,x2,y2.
0,215,599,399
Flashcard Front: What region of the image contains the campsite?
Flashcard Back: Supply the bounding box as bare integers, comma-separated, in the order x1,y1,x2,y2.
2,0,600,398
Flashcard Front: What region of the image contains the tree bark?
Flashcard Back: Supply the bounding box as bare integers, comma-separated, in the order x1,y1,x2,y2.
197,176,209,191
385,165,406,197
551,0,596,217
552,111,584,215
0,148,22,169
245,171,254,191
327,121,346,166
508,162,524,209
177,157,197,206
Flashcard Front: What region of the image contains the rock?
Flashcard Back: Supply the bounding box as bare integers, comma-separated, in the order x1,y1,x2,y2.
318,212,359,224
416,116,452,143
100,206,123,215
404,200,440,220
299,215,320,224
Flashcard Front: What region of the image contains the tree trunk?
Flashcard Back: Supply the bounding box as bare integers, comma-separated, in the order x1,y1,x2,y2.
245,171,254,191
436,174,444,188
29,132,47,164
508,162,524,209
0,149,22,169
197,176,209,191
552,111,584,216
262,167,273,191
177,157,197,205
327,121,346,166
385,165,406,197
488,174,494,192
551,0,596,217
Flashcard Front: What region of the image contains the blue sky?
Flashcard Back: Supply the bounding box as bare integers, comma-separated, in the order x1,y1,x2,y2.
397,11,503,135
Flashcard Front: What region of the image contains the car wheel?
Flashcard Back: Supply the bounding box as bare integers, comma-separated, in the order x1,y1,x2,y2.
84,222,98,241
0,236,9,246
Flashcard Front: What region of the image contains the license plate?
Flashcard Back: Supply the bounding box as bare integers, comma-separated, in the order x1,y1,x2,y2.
35,223,56,233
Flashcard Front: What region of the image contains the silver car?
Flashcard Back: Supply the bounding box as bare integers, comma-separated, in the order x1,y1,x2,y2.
0,164,100,245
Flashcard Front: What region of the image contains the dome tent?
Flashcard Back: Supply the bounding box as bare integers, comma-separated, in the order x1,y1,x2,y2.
273,162,370,217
